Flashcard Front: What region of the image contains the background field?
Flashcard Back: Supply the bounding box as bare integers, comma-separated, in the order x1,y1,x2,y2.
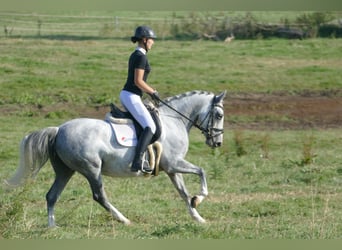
0,11,342,239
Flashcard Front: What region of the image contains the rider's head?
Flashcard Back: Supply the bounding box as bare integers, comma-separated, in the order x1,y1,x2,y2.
131,26,157,52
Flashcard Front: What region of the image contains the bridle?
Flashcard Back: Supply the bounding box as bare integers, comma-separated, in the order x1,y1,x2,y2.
197,102,224,142
156,96,224,142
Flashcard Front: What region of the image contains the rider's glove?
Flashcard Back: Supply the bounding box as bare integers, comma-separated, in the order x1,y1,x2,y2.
149,91,160,104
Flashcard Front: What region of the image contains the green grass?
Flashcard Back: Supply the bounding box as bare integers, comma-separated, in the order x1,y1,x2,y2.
0,11,342,239
1,38,341,108
1,128,342,239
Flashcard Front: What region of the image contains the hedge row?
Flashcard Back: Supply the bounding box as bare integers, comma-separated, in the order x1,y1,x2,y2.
170,12,342,40
220,24,342,40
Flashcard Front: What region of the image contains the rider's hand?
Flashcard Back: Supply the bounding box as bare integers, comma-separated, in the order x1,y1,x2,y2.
149,91,160,104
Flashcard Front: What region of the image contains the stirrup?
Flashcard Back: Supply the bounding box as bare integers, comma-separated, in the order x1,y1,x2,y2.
131,160,152,174
141,160,153,174
131,167,152,174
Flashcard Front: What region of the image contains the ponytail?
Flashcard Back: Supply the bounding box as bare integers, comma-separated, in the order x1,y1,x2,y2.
131,36,138,43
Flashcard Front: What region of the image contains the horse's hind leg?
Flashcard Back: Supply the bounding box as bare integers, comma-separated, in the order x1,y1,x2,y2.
86,173,131,225
46,161,75,227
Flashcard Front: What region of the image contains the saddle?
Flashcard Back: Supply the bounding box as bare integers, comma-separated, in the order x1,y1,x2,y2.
105,102,163,176
109,102,162,144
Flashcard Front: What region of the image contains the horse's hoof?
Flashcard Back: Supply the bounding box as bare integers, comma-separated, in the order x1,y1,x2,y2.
197,218,206,224
123,220,131,226
48,224,59,229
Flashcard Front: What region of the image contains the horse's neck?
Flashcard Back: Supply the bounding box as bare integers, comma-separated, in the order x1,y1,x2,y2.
160,92,213,126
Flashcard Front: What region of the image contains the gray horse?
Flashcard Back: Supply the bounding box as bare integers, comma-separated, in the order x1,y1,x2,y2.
6,90,226,226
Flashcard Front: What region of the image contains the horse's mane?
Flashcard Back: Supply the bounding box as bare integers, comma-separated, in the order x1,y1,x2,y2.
163,90,213,104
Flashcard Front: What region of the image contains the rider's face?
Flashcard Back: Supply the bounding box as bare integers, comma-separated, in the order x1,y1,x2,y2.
145,38,154,50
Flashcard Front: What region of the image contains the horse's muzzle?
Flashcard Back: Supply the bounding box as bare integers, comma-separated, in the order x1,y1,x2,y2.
206,138,222,148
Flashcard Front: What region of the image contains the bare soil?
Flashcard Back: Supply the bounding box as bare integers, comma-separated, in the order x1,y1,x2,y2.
224,90,342,130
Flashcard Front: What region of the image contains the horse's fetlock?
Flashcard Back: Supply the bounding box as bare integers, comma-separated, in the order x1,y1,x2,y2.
191,196,199,208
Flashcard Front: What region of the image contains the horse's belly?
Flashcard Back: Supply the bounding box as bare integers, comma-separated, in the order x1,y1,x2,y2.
101,149,138,177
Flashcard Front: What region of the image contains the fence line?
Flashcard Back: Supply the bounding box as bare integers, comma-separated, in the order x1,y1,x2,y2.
7,27,96,34
0,12,179,38
0,12,179,21
0,12,125,20
2,12,341,39
0,18,116,26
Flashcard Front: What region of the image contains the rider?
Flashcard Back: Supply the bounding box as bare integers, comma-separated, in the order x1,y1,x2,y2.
120,26,159,174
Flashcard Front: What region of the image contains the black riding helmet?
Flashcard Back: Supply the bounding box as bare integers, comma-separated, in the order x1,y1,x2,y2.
131,26,157,43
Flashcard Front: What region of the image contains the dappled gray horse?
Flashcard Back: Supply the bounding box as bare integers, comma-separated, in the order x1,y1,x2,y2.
6,90,226,226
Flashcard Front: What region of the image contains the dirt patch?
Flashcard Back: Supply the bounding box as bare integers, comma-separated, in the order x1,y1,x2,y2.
224,90,342,130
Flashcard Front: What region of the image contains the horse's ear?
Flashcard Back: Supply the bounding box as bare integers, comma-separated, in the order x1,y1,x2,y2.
214,90,227,104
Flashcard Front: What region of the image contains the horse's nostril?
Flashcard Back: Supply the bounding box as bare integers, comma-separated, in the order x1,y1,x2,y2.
216,142,222,147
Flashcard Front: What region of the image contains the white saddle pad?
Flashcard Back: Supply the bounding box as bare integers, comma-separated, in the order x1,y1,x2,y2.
105,113,137,147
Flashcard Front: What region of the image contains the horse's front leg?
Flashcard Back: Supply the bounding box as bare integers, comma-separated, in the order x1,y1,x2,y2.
176,159,208,207
167,172,206,223
165,159,209,223
190,168,208,209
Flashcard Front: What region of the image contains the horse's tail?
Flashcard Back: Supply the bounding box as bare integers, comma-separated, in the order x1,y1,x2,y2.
4,127,59,188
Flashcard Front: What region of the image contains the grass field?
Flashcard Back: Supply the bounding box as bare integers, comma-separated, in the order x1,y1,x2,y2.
0,11,342,239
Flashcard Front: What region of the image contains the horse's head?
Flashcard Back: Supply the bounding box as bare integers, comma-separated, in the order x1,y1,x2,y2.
160,90,226,148
203,91,226,148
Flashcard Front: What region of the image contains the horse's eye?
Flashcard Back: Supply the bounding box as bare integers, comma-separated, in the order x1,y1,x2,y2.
216,113,223,120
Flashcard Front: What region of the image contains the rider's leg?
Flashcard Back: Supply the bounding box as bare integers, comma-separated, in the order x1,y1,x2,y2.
120,90,156,173
131,126,154,173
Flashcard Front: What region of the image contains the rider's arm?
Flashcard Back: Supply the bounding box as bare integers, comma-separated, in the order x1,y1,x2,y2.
134,68,155,95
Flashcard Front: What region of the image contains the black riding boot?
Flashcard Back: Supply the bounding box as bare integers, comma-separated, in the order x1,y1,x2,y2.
131,127,154,173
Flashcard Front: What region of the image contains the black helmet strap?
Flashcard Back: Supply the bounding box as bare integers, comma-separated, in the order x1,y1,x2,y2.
143,38,149,53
